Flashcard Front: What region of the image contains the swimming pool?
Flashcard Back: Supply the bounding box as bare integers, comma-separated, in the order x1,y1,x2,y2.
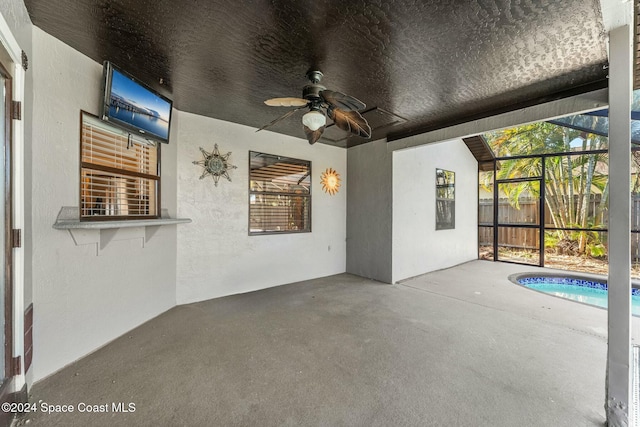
512,275,640,316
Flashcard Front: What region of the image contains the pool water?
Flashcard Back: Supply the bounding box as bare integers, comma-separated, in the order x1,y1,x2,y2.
518,277,640,316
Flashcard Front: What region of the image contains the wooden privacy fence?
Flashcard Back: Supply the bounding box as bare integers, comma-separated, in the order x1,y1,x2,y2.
478,197,541,251
479,194,640,259
479,195,606,228
478,226,538,250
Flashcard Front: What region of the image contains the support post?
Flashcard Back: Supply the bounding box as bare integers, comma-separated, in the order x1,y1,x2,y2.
606,23,633,427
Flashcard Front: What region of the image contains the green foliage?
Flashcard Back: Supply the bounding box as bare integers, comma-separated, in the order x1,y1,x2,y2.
484,121,609,255
588,243,607,258
485,123,567,158
544,231,560,249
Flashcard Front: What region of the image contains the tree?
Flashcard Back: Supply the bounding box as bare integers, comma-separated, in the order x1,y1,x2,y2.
484,122,608,256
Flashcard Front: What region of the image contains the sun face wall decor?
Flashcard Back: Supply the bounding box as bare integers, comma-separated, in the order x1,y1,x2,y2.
193,144,237,186
321,168,341,195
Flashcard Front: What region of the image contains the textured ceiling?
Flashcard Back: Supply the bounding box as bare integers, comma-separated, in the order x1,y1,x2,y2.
24,0,608,148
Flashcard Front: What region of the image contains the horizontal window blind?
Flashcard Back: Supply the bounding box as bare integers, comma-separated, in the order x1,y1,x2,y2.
249,151,311,234
81,170,157,217
81,112,159,219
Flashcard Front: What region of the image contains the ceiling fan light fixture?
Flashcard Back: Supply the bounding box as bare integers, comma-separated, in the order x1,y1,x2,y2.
302,110,326,131
260,71,371,143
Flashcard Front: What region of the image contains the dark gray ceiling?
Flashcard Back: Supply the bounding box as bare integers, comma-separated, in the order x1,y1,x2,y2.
24,0,608,148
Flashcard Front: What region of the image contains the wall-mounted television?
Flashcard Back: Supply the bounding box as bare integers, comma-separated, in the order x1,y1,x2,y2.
101,61,173,143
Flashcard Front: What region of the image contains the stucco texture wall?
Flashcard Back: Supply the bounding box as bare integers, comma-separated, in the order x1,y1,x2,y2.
392,138,478,282
30,28,177,382
27,27,347,380
175,110,347,304
0,0,31,46
26,26,476,382
346,139,393,283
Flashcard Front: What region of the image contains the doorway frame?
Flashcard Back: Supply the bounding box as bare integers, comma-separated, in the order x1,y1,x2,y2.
0,9,27,421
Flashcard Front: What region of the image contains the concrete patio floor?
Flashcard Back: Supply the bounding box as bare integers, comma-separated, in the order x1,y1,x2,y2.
22,260,639,426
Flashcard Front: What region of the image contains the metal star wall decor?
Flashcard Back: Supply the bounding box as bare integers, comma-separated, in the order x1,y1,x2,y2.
192,143,237,186
320,168,341,195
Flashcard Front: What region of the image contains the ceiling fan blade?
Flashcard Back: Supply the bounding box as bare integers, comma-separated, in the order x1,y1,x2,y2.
320,90,366,111
327,107,371,138
303,125,325,145
256,107,304,132
264,97,308,107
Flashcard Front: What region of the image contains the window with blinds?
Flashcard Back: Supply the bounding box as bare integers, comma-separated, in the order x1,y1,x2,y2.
80,112,159,219
249,151,311,235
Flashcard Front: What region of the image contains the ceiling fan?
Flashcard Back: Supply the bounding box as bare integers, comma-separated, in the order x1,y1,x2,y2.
257,70,372,145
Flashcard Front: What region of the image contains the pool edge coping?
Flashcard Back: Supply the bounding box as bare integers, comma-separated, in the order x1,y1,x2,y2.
508,271,640,316
508,271,640,289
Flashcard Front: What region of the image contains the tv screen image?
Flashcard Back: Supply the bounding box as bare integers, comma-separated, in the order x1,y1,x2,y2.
103,62,172,143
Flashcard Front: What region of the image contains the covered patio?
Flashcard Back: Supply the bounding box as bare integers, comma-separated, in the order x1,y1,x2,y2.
0,0,634,425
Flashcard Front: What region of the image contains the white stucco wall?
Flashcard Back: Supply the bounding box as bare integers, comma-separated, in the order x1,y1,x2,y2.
392,139,478,282
30,28,177,382
26,26,347,380
24,19,475,382
0,0,31,47
175,110,347,304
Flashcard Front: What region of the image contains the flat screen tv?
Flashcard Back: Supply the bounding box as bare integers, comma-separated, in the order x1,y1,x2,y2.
101,61,173,143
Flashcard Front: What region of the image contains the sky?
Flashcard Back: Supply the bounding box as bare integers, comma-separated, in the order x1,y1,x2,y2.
110,68,171,121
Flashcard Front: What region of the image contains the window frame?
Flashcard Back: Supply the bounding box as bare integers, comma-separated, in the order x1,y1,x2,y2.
79,111,161,221
435,168,455,230
248,151,312,236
